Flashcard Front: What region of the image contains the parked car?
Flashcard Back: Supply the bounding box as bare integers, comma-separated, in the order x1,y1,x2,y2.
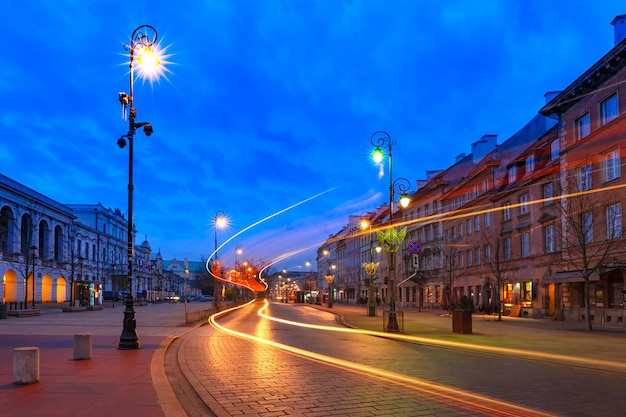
192,294,213,302
103,291,120,301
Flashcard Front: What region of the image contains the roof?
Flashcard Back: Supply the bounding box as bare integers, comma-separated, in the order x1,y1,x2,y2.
539,37,626,115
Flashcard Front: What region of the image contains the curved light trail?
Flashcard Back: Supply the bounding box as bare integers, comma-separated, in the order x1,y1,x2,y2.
209,300,559,417
205,188,338,290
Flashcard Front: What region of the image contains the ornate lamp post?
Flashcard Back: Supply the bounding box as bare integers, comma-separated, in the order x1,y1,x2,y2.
117,25,162,350
361,215,379,317
305,259,313,304
370,131,411,332
323,250,336,308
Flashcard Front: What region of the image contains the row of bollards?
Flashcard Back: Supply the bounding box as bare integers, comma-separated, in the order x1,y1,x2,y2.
12,334,92,385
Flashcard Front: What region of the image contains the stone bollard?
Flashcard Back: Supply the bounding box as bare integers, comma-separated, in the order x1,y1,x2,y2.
73,334,92,360
13,347,39,385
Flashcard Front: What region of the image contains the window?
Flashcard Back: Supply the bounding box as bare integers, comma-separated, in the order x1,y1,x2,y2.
520,194,529,214
508,165,517,184
484,244,491,262
503,203,511,221
503,237,511,260
579,164,592,191
601,93,618,125
474,215,480,232
458,223,463,238
583,212,593,244
604,148,620,182
543,183,554,205
467,219,472,235
576,113,590,140
607,203,622,239
467,249,473,266
475,247,481,265
550,139,560,160
526,155,535,173
484,211,491,227
521,232,530,257
545,225,555,253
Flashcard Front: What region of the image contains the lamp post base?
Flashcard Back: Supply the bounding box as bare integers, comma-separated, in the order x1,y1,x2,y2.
383,308,404,333
118,295,140,350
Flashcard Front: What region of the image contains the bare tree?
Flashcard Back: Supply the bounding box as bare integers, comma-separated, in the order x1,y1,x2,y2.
479,216,515,321
435,234,460,315
558,174,622,331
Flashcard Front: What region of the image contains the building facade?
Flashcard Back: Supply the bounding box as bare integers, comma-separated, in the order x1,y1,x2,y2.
0,176,162,307
322,15,626,328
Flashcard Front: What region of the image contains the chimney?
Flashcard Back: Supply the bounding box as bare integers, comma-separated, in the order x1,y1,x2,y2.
455,153,467,163
611,15,626,45
544,91,561,104
471,134,497,163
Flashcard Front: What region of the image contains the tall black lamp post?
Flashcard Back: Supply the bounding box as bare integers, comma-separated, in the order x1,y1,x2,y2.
212,211,227,310
370,131,411,332
117,25,161,350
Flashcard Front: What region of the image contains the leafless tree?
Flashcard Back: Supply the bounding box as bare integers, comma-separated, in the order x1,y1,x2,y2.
479,215,516,321
558,173,622,331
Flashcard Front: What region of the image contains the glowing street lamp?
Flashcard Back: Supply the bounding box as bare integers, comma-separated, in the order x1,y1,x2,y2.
117,25,164,350
360,215,379,317
213,211,227,310
369,130,412,333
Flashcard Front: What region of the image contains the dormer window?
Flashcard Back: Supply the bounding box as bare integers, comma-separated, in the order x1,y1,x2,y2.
525,155,535,174
508,165,517,184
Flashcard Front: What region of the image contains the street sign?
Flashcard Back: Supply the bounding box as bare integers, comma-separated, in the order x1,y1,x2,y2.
408,240,422,254
412,254,420,269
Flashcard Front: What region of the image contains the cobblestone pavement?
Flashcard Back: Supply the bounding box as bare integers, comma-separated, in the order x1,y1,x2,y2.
165,301,626,417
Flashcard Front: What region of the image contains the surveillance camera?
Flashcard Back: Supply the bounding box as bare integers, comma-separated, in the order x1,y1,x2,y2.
143,123,153,136
117,137,127,148
118,92,129,105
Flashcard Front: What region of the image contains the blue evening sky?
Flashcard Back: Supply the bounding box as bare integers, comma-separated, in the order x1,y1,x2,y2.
1,1,623,272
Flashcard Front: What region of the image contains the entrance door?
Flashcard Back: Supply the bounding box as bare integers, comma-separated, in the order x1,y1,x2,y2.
548,283,555,316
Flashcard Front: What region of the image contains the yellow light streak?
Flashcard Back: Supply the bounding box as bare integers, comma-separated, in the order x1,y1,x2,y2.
210,300,559,417
257,301,626,372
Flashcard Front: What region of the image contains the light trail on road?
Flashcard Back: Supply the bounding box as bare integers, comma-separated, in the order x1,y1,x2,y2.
255,300,626,373
209,300,559,417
